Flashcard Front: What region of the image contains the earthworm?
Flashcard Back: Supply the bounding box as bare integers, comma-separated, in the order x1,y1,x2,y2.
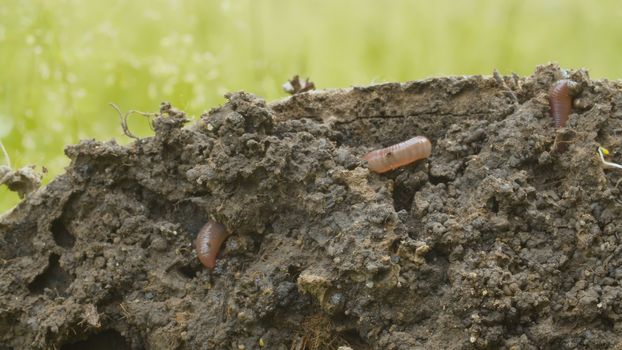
363,136,432,173
195,221,230,270
549,79,577,128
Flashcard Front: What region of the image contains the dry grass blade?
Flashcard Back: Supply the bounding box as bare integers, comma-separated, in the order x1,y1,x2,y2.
0,140,11,169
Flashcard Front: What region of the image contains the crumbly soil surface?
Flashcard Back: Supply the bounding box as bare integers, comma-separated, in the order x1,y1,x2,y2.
2,65,622,350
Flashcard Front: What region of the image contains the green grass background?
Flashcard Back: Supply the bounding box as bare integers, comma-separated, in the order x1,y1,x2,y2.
2,0,622,213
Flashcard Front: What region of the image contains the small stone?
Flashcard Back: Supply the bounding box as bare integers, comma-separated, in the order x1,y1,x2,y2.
323,291,346,314
151,237,168,251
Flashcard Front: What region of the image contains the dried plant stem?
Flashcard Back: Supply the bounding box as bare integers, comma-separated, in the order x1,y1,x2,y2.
109,103,155,139
0,140,10,169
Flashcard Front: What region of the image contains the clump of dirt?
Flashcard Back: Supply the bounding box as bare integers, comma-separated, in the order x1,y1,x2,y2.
2,64,622,349
0,165,43,199
0,141,44,199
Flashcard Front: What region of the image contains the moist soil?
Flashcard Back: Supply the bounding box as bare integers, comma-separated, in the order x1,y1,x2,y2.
2,64,622,349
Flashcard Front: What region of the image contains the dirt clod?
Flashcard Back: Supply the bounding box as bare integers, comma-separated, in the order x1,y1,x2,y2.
0,164,43,199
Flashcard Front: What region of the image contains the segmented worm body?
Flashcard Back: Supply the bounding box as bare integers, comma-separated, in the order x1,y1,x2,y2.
363,136,432,173
548,79,575,128
195,221,230,270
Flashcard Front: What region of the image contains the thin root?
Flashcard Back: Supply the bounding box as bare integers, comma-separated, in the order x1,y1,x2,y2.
598,146,622,170
109,103,155,140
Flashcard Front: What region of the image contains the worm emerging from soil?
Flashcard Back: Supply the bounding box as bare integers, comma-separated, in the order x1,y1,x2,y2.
363,136,432,173
195,221,230,270
549,79,577,128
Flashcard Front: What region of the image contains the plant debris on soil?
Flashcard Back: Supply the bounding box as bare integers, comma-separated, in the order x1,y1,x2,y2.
3,64,622,349
283,75,316,95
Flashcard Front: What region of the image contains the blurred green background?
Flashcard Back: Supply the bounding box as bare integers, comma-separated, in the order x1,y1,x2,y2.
1,0,622,213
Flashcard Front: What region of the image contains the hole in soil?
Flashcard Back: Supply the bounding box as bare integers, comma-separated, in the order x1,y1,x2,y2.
60,329,130,350
392,183,415,212
287,264,303,282
28,254,73,296
172,198,209,236
340,329,371,350
428,174,452,185
601,316,614,330
426,244,450,264
486,196,499,213
51,218,76,248
372,269,391,283
140,238,150,249
390,238,401,254
177,263,199,279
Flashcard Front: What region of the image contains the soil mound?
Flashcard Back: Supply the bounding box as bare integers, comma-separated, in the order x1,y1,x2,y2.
2,65,622,349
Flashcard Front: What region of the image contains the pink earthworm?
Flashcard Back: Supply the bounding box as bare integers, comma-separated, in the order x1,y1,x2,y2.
195,221,230,270
549,79,579,153
363,136,432,173
549,79,576,129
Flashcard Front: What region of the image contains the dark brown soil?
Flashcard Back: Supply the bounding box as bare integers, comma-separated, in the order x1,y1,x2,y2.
2,64,622,349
